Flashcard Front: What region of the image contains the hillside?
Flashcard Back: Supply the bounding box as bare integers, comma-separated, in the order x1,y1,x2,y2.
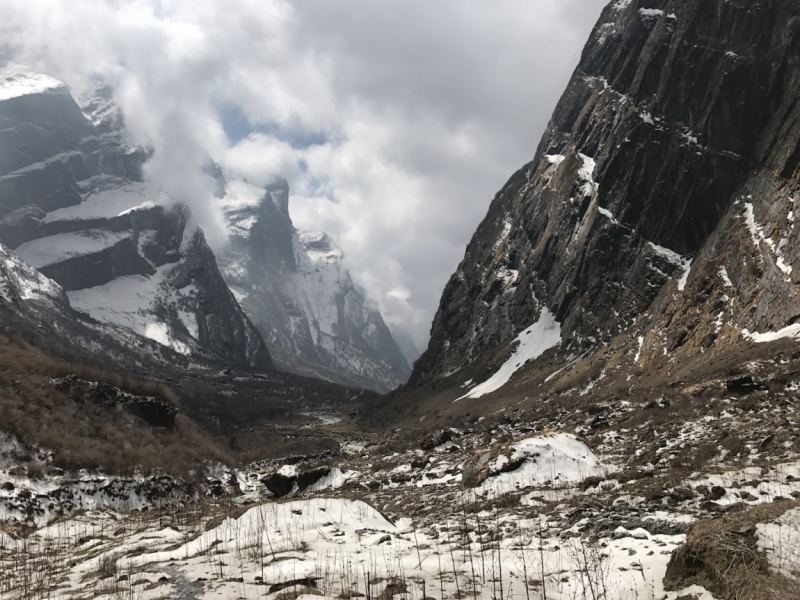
369,0,800,427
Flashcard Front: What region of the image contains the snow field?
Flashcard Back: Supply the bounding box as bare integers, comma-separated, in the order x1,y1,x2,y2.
42,181,166,223
0,497,702,600
67,263,197,356
15,230,132,269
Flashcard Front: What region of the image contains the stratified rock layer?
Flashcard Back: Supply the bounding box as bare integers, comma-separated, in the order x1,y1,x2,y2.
0,63,269,368
411,0,800,389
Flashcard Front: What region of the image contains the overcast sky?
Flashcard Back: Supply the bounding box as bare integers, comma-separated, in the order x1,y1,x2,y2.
3,0,608,356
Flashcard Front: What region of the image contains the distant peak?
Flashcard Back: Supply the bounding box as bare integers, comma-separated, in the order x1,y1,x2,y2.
266,177,290,215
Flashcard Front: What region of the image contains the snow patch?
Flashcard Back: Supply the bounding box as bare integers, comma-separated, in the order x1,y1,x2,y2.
306,468,359,493
648,242,683,266
744,202,793,277
144,322,191,355
14,231,131,269
647,242,692,290
757,507,800,580
479,434,613,496
577,152,599,197
677,259,693,291
597,206,620,225
639,8,664,18
742,324,800,344
457,308,561,400
0,63,66,102
634,335,644,364
494,217,512,249
718,266,733,288
43,181,167,223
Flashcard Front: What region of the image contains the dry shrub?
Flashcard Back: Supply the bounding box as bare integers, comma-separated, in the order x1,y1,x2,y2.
0,335,232,479
670,442,718,473
0,334,177,402
664,500,799,599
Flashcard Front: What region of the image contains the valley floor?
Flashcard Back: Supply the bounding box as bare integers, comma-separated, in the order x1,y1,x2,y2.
4,395,800,600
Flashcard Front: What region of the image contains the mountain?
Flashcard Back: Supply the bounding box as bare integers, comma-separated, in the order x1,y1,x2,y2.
378,0,800,421
0,63,269,368
0,61,408,393
215,174,412,393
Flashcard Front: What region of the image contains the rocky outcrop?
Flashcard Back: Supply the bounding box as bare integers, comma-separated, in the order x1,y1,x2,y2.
262,464,332,498
217,176,411,392
410,0,800,393
53,375,179,428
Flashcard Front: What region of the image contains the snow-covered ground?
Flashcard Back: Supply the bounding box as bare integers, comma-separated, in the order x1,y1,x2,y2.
10,405,800,600
758,507,800,582
0,496,708,600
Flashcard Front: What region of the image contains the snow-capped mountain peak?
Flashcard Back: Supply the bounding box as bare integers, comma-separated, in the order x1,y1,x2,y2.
217,175,411,392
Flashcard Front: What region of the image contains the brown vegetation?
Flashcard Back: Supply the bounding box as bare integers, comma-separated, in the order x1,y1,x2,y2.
0,335,232,479
664,500,799,600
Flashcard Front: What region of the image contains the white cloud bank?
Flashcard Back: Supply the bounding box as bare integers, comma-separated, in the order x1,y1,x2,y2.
1,0,607,354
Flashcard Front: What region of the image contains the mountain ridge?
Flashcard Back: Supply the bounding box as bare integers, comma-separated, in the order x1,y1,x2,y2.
217,173,412,393
0,61,409,393
377,0,800,425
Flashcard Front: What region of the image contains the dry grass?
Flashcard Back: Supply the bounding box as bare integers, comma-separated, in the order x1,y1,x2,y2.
664,500,800,600
0,335,232,479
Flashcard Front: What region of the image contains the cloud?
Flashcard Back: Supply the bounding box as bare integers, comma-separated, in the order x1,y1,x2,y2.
1,0,608,353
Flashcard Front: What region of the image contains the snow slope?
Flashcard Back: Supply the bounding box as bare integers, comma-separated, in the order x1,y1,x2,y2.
15,231,132,269
0,243,64,303
459,308,561,400
67,265,195,355
0,63,67,102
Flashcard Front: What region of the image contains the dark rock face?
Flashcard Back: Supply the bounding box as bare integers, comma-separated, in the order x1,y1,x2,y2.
38,235,157,291
53,375,179,428
262,465,331,498
217,177,411,392
171,223,270,367
411,0,800,387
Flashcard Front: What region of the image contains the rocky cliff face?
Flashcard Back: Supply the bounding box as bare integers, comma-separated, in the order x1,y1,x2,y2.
0,63,269,368
409,0,800,398
217,176,411,393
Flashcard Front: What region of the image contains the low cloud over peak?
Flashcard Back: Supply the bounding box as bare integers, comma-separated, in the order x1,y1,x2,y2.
1,0,607,352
